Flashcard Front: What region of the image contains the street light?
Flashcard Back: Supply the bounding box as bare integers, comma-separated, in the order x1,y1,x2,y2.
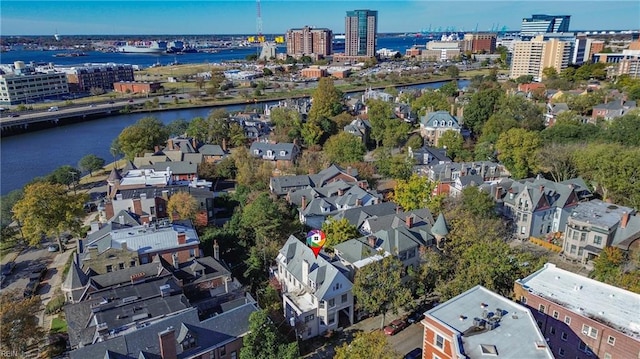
69,171,77,195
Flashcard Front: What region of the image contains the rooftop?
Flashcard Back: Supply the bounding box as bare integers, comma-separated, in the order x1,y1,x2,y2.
119,168,172,187
568,199,635,229
516,263,640,339
426,285,554,359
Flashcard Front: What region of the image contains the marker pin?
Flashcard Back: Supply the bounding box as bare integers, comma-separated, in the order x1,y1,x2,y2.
306,229,326,258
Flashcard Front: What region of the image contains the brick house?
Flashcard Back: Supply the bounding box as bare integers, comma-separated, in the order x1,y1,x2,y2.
515,263,640,359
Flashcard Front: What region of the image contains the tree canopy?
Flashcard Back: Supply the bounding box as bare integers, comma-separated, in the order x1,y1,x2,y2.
496,128,542,179
321,217,360,250
323,132,366,165
78,154,105,176
0,291,44,353
393,174,437,211
240,310,298,359
334,331,401,359
307,78,343,122
167,192,199,222
117,117,169,160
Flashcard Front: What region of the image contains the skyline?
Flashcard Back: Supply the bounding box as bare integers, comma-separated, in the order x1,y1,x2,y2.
1,1,639,36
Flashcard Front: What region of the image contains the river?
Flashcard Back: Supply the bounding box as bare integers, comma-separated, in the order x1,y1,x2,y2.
0,79,468,195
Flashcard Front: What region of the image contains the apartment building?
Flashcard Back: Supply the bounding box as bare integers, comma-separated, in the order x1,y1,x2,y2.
345,9,377,57
462,33,497,54
286,26,333,59
562,199,639,263
510,35,573,81
59,63,134,92
0,61,69,105
422,285,554,359
515,263,640,359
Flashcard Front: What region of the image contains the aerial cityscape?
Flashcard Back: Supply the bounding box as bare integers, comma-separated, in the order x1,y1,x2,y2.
1,1,640,359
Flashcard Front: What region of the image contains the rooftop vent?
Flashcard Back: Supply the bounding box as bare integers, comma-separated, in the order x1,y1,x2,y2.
480,302,488,309
495,308,503,319
480,344,498,356
535,341,547,349
473,317,486,328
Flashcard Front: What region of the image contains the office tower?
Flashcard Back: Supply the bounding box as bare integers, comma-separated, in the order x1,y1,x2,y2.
345,9,378,57
510,36,572,81
521,14,571,37
285,26,333,58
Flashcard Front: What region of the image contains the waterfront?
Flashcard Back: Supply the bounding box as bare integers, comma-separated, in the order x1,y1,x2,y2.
0,79,467,195
0,36,425,68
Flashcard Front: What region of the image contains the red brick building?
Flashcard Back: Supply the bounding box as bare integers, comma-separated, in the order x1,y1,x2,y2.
515,263,640,359
114,81,162,94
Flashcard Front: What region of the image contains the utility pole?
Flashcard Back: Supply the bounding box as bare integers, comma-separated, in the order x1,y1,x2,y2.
69,171,77,195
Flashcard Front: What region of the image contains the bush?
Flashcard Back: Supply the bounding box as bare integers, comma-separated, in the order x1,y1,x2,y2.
45,295,66,315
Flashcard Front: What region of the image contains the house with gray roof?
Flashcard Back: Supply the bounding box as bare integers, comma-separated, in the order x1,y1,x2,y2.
330,202,399,233
270,164,361,196
419,110,462,147
408,146,452,167
422,285,554,359
422,161,510,187
561,199,639,264
545,102,570,126
275,236,354,340
591,98,636,121
69,299,258,359
449,174,485,198
343,118,371,144
249,142,300,169
502,176,592,240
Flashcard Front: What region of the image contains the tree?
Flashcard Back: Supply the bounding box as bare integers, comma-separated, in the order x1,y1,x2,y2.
12,182,87,250
406,134,424,149
592,247,625,283
515,75,534,84
117,117,169,160
393,174,437,212
542,67,558,80
1,189,23,226
307,77,343,122
48,165,82,190
604,111,640,146
335,331,401,359
460,186,496,218
446,65,460,79
166,119,190,137
270,107,302,143
78,154,105,177
437,131,464,160
167,192,199,222
240,310,298,359
367,99,394,147
439,80,459,98
375,150,414,181
301,120,324,147
321,217,360,250
352,255,413,328
537,143,578,182
463,87,504,134
323,132,366,165
0,291,45,353
496,128,541,179
186,117,209,142
411,90,449,116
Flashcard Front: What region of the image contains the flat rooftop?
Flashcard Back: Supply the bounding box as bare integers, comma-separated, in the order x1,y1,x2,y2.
516,263,640,339
569,199,634,229
426,285,554,359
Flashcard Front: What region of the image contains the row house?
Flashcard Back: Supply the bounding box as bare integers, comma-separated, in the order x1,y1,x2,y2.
275,236,354,340
502,177,592,240
270,164,362,196
515,263,640,359
562,199,640,263
422,285,554,359
249,141,300,169
422,161,511,196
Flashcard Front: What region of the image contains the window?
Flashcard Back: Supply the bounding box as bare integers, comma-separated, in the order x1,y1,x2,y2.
118,262,125,270
550,327,556,335
582,324,598,339
130,260,136,267
342,294,348,303
539,304,546,313
559,348,566,357
106,264,113,272
523,214,529,222
435,333,445,349
150,206,155,215
329,299,335,307
319,301,325,309
280,150,286,156
521,226,526,235
220,345,226,356
580,232,586,242
520,296,527,304
328,314,335,325
305,314,314,323
433,355,442,359
190,248,196,257
594,235,603,245
561,332,568,341
553,310,559,319
607,336,615,346
564,316,571,325
231,352,237,359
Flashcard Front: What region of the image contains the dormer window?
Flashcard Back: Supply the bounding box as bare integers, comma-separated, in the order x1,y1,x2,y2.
254,149,260,155
266,150,273,157
448,121,453,127
433,120,438,126
280,150,286,156
181,333,197,351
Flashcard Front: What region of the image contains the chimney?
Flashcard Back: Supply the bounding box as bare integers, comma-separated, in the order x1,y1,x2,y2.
177,233,186,244
338,189,345,196
301,259,309,286
158,327,177,359
222,138,227,152
450,103,455,116
301,196,307,210
140,215,150,224
192,137,197,149
406,215,414,228
154,145,160,153
368,235,376,248
167,139,174,150
346,166,352,176
162,190,170,201
119,215,125,225
213,240,220,261
495,187,501,201
133,198,142,215
539,185,544,193
356,198,363,206
621,212,630,229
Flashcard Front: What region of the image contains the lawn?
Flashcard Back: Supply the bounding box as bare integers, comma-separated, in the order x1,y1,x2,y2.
50,316,68,334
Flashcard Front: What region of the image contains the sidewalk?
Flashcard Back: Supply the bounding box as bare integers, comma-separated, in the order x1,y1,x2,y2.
39,243,76,330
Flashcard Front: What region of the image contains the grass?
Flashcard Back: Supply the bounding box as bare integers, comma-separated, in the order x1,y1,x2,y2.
50,316,68,334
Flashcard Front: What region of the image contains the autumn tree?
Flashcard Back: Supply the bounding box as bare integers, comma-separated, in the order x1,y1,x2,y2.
117,117,169,160
240,310,298,359
0,291,45,353
335,331,401,359
12,182,87,250
323,132,366,165
537,143,578,182
78,154,105,176
301,120,324,147
307,77,343,122
270,107,302,143
0,189,23,226
496,128,542,179
393,173,437,212
167,192,199,222
352,255,413,328
321,217,360,250
437,131,464,160
165,119,190,137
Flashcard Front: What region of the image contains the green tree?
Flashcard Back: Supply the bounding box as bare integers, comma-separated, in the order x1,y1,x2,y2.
323,132,366,165
335,331,401,359
604,111,640,146
308,77,343,122
384,86,399,98
540,114,601,144
382,120,411,148
78,154,105,177
439,81,459,98
165,119,190,137
542,67,559,80
186,117,208,142
353,255,413,328
437,131,464,160
206,109,230,144
537,143,578,182
167,192,199,222
496,128,541,179
406,134,424,149
240,310,298,359
270,107,302,143
301,120,324,147
117,117,169,160
48,165,82,190
0,291,45,353
460,187,496,218
1,189,23,226
463,87,504,134
228,122,247,147
411,90,449,115
446,65,460,79
592,247,625,283
515,75,534,84
12,182,87,249
393,173,436,211
321,217,360,250
367,99,394,147
375,150,414,181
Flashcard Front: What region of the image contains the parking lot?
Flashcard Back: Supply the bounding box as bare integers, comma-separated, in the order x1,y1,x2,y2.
1,242,58,297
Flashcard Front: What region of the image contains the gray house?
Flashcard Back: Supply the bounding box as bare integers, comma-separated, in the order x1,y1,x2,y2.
249,142,301,169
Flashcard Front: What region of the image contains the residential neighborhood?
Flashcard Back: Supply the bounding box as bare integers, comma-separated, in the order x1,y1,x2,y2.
2,7,640,359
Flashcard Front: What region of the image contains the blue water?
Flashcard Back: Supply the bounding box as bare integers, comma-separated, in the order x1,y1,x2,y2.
0,36,425,68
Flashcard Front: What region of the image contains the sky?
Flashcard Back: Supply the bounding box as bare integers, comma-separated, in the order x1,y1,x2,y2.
1,0,639,36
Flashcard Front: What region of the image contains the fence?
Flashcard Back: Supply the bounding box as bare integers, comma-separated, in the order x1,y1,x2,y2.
529,237,563,252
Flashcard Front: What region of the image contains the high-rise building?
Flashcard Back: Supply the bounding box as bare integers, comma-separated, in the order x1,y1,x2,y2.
521,14,570,37
510,35,572,81
345,9,377,57
285,26,333,59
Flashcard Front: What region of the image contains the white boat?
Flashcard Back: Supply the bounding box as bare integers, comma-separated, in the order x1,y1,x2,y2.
117,40,168,53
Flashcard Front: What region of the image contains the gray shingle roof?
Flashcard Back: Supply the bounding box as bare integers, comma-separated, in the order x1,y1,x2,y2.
431,213,449,237
249,142,299,161
331,202,399,230
198,144,226,156
139,161,198,175
420,110,461,129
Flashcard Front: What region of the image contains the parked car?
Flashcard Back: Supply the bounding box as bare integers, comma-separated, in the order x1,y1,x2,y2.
383,319,408,336
1,261,16,276
407,310,424,324
23,280,39,298
404,348,422,359
29,264,47,282
47,106,59,112
47,244,60,252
